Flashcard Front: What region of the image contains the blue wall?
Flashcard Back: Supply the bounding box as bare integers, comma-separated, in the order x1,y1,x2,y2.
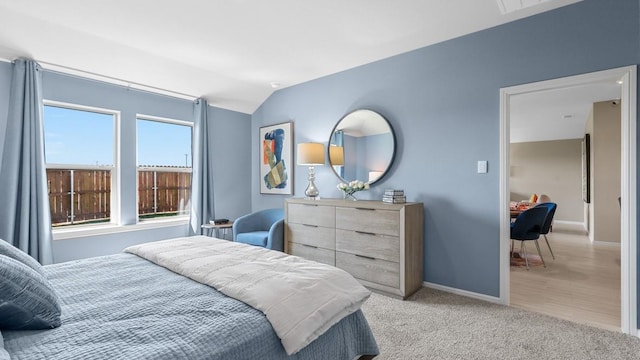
0,62,252,263
363,133,394,181
252,0,640,298
342,133,394,181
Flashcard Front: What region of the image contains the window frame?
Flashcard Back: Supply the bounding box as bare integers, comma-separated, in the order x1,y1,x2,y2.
43,100,121,229
135,113,193,223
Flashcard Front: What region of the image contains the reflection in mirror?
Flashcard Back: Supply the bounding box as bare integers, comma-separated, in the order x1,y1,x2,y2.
328,109,395,185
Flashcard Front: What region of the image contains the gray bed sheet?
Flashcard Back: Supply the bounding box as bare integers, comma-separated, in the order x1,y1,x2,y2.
2,253,378,360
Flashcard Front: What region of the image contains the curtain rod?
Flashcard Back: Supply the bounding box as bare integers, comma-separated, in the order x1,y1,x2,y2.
1,57,199,102
39,60,199,102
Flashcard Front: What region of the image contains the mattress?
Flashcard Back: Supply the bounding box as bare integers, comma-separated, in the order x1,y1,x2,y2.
1,253,379,359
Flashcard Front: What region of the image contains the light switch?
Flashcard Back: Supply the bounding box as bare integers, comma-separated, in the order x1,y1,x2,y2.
477,161,488,174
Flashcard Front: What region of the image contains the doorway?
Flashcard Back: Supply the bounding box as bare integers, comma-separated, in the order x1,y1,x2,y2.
499,66,637,335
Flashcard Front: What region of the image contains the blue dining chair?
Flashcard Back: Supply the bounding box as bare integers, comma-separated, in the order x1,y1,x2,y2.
535,202,557,260
510,206,548,270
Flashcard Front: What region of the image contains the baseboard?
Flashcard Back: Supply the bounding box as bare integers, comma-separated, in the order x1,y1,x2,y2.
423,281,503,305
592,240,621,247
553,220,584,226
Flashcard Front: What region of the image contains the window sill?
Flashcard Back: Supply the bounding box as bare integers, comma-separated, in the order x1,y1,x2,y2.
52,217,190,240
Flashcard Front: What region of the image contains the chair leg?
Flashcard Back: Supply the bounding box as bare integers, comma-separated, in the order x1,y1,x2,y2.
544,234,555,260
521,241,529,270
534,240,546,268
511,240,514,257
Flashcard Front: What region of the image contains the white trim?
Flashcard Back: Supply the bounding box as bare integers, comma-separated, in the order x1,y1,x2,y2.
137,166,192,172
550,219,589,232
592,241,622,247
499,86,511,305
44,99,121,117
43,100,122,225
553,220,584,226
137,113,193,127
52,217,189,240
134,116,194,223
423,282,502,304
46,163,115,170
620,66,637,335
499,66,637,335
113,109,122,225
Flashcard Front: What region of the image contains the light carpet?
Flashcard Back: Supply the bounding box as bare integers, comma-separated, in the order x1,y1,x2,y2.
361,287,640,359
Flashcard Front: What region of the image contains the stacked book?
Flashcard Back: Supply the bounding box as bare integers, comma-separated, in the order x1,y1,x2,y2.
383,189,406,204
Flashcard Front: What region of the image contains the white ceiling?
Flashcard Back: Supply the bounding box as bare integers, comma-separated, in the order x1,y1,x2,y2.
510,80,622,143
0,0,583,114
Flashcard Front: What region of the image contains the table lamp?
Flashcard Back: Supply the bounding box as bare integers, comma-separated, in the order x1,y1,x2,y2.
297,142,325,199
329,145,344,166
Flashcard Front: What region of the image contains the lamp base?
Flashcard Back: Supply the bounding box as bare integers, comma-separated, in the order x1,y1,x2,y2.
305,166,319,199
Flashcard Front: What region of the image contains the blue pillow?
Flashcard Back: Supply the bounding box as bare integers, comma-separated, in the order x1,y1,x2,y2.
0,255,61,330
0,239,46,277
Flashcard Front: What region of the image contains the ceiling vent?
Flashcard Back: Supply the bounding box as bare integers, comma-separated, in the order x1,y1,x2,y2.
497,0,552,15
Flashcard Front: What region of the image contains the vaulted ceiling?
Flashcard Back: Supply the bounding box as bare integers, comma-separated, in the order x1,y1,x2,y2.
0,0,582,114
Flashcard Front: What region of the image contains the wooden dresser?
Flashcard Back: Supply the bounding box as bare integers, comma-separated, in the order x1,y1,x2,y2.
284,198,424,299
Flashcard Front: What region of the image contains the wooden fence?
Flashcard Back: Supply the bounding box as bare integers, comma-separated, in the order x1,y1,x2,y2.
47,169,191,226
138,170,191,218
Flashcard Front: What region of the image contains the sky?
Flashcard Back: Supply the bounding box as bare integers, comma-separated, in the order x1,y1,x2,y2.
43,105,192,167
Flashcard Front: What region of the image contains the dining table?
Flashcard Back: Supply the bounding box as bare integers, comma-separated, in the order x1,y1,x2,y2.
510,202,533,218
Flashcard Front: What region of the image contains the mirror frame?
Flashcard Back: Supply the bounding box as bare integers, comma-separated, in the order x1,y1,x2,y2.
328,109,397,186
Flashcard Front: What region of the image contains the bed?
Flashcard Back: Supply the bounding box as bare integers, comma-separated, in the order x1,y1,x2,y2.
0,237,379,360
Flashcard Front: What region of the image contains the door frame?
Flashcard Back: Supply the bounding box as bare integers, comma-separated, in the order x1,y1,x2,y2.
499,65,638,335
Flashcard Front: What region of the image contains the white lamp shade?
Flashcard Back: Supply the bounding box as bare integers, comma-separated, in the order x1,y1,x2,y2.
329,146,344,166
297,143,325,165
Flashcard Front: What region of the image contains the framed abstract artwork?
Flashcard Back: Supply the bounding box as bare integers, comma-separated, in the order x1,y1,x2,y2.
259,121,293,195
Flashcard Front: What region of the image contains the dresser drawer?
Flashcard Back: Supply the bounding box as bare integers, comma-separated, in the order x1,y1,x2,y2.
335,207,399,236
336,251,399,288
289,242,335,266
287,223,335,250
287,203,335,227
335,229,399,263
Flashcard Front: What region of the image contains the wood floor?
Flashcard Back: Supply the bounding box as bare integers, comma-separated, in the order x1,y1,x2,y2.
510,222,621,332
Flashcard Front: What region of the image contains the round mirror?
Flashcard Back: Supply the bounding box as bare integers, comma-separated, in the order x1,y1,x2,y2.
328,109,396,185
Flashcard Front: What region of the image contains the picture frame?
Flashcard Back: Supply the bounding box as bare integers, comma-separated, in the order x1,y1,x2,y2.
259,121,293,195
582,133,590,203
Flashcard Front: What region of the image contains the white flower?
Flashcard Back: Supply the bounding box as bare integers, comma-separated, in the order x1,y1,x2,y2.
337,179,369,194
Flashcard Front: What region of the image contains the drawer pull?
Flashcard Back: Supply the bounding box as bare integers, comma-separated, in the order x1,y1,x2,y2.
303,204,318,207
355,254,376,261
302,224,318,228
355,230,376,236
355,207,375,211
301,244,319,249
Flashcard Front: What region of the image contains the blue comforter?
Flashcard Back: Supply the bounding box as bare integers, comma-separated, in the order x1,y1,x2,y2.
1,253,378,359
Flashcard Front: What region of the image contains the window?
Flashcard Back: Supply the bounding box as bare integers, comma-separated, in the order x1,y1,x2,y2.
43,103,117,227
137,116,192,220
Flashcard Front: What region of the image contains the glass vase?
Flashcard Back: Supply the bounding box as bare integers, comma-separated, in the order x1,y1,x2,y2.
343,191,358,201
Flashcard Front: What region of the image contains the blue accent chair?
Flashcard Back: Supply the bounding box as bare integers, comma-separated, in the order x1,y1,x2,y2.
232,208,284,251
535,202,558,260
510,206,548,270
